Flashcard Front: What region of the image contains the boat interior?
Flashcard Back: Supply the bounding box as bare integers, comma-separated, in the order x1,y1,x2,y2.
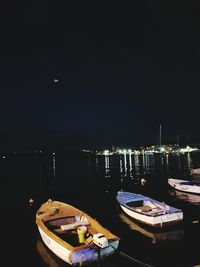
180,181,200,186
37,200,119,248
126,199,170,216
44,216,94,247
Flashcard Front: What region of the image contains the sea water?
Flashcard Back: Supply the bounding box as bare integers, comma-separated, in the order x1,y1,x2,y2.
1,150,200,267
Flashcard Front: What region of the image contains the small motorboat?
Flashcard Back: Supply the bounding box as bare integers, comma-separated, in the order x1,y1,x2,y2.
36,199,120,265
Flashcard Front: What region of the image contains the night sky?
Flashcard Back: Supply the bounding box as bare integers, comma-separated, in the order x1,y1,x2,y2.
1,2,200,150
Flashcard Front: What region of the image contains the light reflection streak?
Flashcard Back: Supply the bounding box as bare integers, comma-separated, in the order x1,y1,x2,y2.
96,152,196,182
133,154,141,175
120,155,123,178
95,156,99,174
124,154,127,177
144,154,155,175
105,155,110,178
128,153,133,179
119,153,128,179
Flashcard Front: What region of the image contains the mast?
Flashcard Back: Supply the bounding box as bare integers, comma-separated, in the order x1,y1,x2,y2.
177,134,180,149
159,124,162,148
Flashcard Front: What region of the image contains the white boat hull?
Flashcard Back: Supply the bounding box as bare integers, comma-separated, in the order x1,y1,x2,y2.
120,205,183,228
36,200,120,265
38,226,119,265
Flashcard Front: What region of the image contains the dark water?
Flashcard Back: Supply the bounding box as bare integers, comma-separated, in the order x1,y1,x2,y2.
2,150,200,267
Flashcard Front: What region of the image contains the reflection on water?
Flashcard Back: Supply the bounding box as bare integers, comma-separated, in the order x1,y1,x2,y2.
36,238,63,267
118,212,184,245
98,152,200,185
52,153,56,178
169,188,200,206
128,153,133,179
133,154,141,176
2,150,200,267
105,155,110,178
120,154,127,178
186,152,192,170
143,153,155,175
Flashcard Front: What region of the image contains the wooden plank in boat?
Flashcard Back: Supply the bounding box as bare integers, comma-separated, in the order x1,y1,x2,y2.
61,221,90,231
135,206,152,212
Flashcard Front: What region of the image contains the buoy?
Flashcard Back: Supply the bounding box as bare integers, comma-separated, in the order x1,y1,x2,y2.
29,198,34,205
141,178,147,186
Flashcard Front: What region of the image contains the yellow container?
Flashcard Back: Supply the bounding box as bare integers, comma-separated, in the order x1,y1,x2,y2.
77,226,87,243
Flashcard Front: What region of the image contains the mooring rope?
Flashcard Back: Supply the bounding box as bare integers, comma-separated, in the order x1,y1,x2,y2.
118,250,154,267
109,243,154,267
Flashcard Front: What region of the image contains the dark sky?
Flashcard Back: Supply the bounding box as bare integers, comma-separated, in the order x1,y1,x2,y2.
1,2,200,150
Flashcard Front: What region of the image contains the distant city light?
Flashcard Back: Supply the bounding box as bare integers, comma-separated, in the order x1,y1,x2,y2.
104,150,109,155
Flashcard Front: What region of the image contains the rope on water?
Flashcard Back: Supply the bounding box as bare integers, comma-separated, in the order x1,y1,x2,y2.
118,250,154,267
109,243,154,267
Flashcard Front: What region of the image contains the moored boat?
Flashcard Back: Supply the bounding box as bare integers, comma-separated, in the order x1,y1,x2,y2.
116,191,183,228
36,199,120,266
168,178,200,195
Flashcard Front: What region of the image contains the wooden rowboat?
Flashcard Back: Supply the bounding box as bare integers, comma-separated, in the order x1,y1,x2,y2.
116,191,183,228
36,199,119,266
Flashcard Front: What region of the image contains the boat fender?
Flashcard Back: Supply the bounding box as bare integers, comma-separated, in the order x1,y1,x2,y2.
93,233,109,248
